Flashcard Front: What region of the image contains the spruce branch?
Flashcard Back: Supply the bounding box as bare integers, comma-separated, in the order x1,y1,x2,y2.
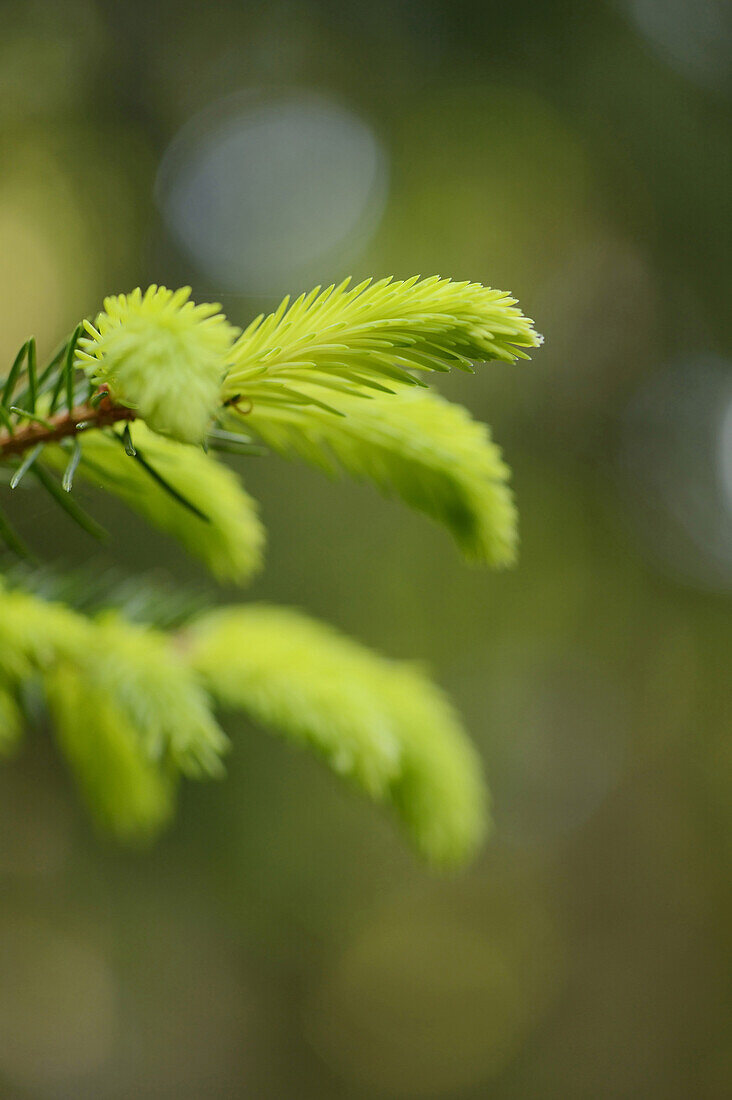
77,285,239,444
0,578,488,863
187,604,488,865
0,392,136,460
222,275,540,418
0,272,543,865
238,385,519,566
2,276,539,568
44,421,266,583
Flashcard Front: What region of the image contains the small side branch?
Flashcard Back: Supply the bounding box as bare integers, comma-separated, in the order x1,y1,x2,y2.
0,396,136,460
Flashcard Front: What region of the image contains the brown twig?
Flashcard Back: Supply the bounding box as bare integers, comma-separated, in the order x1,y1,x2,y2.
0,395,136,460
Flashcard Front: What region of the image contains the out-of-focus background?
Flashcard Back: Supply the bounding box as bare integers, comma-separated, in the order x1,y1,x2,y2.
1,0,730,1096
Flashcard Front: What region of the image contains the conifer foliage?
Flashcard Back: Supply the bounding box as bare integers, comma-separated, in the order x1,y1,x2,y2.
0,276,541,864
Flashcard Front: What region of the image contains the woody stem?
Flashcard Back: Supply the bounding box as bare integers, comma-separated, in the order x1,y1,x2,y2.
0,397,136,460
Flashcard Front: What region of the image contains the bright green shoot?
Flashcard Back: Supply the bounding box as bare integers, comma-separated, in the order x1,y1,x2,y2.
0,275,541,866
